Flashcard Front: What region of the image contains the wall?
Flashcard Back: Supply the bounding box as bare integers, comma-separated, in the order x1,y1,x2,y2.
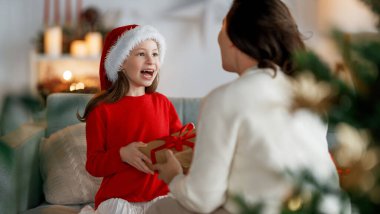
0,0,317,99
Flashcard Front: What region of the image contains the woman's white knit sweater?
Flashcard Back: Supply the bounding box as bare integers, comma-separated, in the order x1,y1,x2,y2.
169,67,342,214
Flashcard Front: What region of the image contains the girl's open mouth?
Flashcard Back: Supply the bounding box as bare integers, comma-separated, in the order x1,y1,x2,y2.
141,70,154,78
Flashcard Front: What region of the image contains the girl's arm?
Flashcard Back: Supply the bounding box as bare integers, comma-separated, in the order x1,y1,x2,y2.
85,107,129,177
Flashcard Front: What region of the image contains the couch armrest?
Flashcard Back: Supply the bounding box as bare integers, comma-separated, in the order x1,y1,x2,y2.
0,122,46,213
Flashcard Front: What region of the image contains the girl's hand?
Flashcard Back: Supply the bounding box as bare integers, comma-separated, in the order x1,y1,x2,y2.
119,142,154,174
152,150,183,184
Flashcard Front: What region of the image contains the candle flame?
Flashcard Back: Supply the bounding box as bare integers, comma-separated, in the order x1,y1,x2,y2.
63,70,73,81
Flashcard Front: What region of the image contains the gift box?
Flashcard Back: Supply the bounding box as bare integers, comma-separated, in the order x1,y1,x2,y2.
139,123,196,174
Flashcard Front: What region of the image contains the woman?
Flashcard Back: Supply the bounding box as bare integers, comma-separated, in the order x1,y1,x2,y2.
147,0,346,213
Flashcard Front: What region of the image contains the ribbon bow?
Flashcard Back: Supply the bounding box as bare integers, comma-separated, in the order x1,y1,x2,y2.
150,123,196,164
330,153,351,176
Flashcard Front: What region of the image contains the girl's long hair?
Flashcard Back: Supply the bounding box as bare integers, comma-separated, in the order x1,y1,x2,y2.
77,71,158,122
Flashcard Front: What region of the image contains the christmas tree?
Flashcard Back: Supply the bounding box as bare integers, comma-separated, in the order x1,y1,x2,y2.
293,0,380,213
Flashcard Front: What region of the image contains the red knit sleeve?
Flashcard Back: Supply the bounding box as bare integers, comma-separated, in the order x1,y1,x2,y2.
168,100,183,133
85,106,129,177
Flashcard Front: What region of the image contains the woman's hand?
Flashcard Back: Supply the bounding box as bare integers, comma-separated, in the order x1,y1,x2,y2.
120,142,154,174
152,150,183,184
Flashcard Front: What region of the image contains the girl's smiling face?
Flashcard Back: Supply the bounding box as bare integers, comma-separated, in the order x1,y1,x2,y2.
122,39,160,93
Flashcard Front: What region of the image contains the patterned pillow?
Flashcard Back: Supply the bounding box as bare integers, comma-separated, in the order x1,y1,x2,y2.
40,123,101,205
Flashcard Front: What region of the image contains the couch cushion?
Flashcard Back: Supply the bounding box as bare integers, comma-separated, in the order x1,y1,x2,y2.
39,123,101,205
46,93,92,137
169,97,201,126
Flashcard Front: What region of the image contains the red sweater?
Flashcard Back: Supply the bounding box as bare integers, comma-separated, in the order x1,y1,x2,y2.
85,93,182,208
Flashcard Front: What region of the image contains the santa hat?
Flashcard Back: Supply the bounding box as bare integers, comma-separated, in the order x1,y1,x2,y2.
99,24,166,90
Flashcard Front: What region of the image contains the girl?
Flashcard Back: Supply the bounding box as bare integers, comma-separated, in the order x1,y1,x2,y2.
79,24,182,214
148,0,348,214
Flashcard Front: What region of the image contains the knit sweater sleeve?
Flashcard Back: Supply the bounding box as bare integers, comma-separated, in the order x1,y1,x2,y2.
169,88,237,213
85,106,129,177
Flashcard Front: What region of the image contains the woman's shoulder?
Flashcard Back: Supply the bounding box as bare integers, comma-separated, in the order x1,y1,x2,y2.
203,68,293,110
204,69,277,100
201,81,240,113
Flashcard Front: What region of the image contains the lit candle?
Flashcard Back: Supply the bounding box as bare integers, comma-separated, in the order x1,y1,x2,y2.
85,32,102,56
44,26,63,56
54,0,60,26
65,0,72,26
76,82,85,90
70,83,76,91
70,40,87,57
44,0,50,27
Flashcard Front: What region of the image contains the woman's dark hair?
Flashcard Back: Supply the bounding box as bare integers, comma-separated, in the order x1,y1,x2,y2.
226,0,305,75
77,71,158,122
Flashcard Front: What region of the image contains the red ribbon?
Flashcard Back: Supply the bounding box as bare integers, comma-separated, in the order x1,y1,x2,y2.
150,123,196,164
330,153,351,176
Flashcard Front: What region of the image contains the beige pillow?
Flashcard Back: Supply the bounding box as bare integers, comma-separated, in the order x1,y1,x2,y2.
40,123,101,205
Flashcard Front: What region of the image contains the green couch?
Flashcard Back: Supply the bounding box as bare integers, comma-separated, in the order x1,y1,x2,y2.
0,93,201,214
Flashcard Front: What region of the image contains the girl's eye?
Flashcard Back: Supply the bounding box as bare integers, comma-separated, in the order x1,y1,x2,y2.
152,53,159,57
137,52,145,56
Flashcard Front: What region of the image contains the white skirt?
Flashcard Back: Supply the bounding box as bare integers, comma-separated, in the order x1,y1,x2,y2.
79,196,167,214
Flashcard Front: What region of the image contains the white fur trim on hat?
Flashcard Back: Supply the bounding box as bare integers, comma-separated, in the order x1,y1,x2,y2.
104,25,166,83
